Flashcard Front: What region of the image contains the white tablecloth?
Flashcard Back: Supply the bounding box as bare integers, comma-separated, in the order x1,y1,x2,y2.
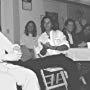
67,48,90,61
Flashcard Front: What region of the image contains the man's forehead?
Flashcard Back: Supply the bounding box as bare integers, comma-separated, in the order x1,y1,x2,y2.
68,21,73,25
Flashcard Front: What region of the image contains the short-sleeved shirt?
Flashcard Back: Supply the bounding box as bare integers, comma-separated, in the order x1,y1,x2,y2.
20,34,38,49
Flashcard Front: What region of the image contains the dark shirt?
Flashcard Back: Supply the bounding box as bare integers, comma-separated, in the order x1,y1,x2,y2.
84,35,90,42
73,32,84,47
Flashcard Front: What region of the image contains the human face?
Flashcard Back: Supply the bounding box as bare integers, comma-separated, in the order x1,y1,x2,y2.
44,18,52,32
84,26,90,35
27,22,34,34
75,21,82,33
66,21,74,33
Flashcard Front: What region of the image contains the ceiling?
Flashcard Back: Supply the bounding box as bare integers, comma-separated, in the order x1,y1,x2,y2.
54,0,90,6
69,0,90,5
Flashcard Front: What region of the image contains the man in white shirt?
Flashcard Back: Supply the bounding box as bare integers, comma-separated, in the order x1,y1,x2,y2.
34,16,80,90
35,16,69,58
0,31,40,90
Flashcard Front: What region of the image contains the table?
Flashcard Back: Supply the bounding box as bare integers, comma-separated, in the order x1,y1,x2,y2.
67,48,90,61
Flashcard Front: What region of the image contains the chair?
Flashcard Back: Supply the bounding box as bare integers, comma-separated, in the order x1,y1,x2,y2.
41,67,68,90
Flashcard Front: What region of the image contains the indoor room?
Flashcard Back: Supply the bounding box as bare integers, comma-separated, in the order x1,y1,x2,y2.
0,0,90,90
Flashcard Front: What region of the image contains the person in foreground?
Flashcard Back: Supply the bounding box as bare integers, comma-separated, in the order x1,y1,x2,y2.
34,16,80,90
0,30,40,90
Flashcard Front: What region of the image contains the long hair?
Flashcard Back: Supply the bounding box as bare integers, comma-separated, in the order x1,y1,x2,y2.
41,15,53,33
24,20,37,37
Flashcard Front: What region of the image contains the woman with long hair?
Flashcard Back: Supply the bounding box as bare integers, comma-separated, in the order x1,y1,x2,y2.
20,20,38,61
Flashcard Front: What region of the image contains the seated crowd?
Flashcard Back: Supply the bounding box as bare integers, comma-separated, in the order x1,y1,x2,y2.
0,15,90,90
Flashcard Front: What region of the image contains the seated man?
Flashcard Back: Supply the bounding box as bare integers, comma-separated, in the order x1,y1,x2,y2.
33,16,80,90
35,16,69,57
0,30,40,90
62,19,76,48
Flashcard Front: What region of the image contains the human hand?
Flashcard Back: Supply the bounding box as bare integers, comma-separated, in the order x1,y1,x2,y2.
13,44,21,53
78,41,87,48
12,44,22,59
45,42,51,47
41,42,50,49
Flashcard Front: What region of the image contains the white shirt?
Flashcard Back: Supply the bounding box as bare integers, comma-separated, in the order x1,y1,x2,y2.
0,32,22,61
20,34,38,49
67,32,73,44
35,30,69,57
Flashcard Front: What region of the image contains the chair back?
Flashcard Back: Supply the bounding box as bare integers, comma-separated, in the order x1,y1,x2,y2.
41,67,68,90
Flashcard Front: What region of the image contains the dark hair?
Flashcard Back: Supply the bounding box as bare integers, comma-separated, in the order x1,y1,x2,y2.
24,20,37,37
41,15,53,33
63,18,76,33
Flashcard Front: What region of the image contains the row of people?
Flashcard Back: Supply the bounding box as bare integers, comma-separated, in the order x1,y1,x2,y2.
21,17,90,59
18,15,81,90
19,16,90,89
62,18,90,48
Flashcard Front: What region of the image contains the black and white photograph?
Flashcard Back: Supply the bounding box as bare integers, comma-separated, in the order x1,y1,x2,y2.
0,0,90,90
22,0,32,10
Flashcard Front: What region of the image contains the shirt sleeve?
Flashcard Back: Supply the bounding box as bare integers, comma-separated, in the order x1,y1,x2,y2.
56,31,70,48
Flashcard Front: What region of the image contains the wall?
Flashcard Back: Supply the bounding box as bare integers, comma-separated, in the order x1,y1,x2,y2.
13,0,20,44
43,0,67,30
19,0,45,40
1,0,67,45
1,0,14,43
19,0,67,39
67,3,90,23
0,0,1,26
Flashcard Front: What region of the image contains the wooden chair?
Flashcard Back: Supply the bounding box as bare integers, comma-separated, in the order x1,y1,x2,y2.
41,67,68,90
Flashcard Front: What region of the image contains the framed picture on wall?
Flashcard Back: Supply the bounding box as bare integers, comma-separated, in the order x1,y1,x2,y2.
22,0,32,11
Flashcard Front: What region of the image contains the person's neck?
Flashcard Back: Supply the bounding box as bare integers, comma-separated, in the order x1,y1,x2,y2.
46,30,50,38
29,33,32,37
67,31,71,34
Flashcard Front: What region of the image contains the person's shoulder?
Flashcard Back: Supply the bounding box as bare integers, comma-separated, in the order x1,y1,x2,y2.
38,32,46,40
56,30,64,35
21,33,28,39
